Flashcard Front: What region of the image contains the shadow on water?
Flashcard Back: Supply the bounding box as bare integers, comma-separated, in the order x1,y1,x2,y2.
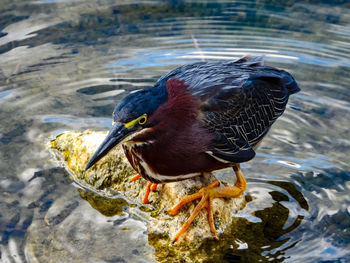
1,0,350,262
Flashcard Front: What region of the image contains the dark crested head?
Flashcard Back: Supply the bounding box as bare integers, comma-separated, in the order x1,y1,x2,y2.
85,84,167,171
113,85,168,124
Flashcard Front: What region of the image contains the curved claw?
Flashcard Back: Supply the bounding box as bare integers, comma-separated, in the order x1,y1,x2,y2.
205,197,219,240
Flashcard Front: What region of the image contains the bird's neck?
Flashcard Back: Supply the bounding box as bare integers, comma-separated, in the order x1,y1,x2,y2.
130,78,203,144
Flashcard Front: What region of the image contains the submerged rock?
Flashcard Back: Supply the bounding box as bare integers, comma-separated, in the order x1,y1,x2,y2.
51,130,246,262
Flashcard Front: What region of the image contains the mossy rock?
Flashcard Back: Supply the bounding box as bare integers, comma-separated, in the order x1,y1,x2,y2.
50,130,246,262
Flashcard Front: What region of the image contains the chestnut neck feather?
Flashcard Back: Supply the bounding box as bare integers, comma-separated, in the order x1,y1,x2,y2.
132,78,208,143
129,79,227,177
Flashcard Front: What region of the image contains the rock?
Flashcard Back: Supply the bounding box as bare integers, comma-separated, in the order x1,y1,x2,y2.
50,130,246,262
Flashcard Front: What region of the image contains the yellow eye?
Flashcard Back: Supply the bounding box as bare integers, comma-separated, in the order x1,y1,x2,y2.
138,115,147,125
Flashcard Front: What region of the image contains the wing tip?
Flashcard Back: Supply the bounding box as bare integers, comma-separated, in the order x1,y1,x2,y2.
208,147,256,164
283,73,300,95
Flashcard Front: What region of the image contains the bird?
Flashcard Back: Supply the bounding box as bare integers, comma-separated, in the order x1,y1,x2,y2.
85,56,300,243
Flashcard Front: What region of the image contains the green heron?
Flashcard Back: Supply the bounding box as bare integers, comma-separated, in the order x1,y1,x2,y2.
85,56,300,242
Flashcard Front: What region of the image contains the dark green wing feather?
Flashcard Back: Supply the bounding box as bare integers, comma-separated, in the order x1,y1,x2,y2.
201,66,299,163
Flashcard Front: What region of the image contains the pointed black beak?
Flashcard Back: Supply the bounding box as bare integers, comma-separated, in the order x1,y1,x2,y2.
85,123,134,170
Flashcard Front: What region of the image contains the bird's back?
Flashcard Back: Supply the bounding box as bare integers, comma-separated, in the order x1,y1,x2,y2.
158,56,299,98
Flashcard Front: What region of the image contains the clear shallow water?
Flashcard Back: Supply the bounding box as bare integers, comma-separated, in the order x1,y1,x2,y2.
1,0,350,262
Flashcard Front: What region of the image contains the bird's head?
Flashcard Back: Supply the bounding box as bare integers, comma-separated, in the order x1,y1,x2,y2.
85,84,168,170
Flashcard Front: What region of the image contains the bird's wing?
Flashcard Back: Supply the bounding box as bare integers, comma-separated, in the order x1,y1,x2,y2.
195,59,298,163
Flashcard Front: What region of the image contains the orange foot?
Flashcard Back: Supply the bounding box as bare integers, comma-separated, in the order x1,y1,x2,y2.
130,174,158,204
168,164,247,243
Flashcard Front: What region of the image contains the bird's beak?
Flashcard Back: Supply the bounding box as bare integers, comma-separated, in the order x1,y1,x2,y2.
85,123,134,170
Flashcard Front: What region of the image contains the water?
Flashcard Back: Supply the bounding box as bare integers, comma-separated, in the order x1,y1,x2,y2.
1,0,350,262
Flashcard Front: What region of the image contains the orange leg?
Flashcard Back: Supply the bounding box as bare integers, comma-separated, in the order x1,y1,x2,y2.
142,182,158,204
131,174,141,182
150,183,158,191
130,174,158,204
168,164,246,243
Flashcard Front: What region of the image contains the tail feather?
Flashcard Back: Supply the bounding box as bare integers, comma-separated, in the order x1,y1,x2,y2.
248,69,300,95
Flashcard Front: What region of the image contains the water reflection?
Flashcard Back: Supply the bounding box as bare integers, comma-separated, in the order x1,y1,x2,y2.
78,189,131,217
1,0,350,262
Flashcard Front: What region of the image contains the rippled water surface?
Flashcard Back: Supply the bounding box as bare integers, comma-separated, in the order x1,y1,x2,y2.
1,1,350,262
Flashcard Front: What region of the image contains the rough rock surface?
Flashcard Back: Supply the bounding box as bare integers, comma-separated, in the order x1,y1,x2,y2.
50,130,246,262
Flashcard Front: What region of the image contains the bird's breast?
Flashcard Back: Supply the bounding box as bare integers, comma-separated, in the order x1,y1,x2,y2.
122,143,201,183
122,134,230,184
